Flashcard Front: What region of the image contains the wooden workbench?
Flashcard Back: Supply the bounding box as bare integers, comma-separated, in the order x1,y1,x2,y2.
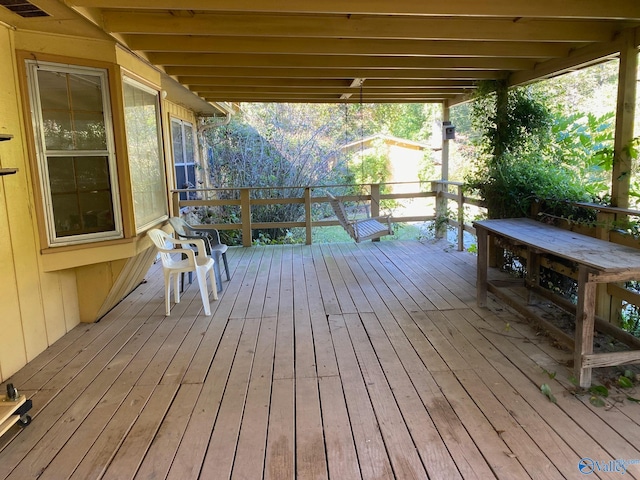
474,217,640,388
0,394,30,437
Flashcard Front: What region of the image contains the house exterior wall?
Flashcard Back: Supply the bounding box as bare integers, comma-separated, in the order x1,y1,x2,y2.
0,25,205,382
387,144,426,193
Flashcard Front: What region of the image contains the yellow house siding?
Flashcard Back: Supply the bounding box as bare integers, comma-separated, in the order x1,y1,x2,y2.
0,175,27,382
0,23,209,381
14,30,116,63
0,25,82,382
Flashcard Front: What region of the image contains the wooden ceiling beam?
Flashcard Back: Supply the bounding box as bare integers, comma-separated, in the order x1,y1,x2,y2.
509,35,624,85
192,87,467,95
149,53,536,71
122,35,572,59
179,77,478,88
68,0,640,21
201,94,453,103
102,12,618,43
167,67,504,80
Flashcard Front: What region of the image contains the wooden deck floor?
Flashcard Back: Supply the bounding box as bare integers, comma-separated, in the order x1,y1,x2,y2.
1,240,640,480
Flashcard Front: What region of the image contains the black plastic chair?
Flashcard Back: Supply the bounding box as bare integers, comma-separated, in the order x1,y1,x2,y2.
168,217,230,292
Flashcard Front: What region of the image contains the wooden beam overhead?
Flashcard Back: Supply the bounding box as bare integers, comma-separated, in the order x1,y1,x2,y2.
102,12,619,43
67,0,640,21
58,1,640,104
178,77,478,88
122,35,573,59
192,86,466,96
168,67,504,80
148,53,536,71
201,94,453,103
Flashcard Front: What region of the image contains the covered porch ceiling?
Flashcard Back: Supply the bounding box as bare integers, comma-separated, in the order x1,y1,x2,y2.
2,1,640,105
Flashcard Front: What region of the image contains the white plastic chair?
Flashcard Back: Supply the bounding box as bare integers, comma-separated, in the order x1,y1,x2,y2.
147,228,218,316
168,216,230,290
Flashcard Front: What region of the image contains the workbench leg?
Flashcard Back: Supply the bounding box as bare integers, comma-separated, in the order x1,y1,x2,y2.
526,249,540,305
575,266,597,388
476,228,488,307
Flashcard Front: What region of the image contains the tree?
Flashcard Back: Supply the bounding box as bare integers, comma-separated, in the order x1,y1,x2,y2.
202,104,351,242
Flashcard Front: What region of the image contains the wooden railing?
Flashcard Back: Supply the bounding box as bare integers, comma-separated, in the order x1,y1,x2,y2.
171,182,640,325
171,181,487,249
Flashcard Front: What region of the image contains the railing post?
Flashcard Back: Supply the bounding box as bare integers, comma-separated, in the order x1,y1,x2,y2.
370,183,381,242
432,181,446,240
304,187,312,245
370,183,380,218
596,211,616,323
171,191,180,217
240,188,252,247
457,184,464,251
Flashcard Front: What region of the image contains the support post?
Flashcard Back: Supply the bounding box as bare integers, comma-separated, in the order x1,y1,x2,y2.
240,188,252,247
457,184,464,251
476,226,488,307
432,181,446,240
441,100,450,181
494,80,509,163
611,29,637,210
171,191,180,217
575,266,597,388
304,187,312,245
370,183,381,242
595,212,616,323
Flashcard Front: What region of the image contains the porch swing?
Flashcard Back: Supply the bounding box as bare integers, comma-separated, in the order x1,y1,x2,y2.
327,191,393,242
328,94,393,243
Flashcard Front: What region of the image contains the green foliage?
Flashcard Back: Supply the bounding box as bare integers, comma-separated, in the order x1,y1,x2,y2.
540,383,557,403
587,384,609,408
202,104,351,244
199,102,437,244
370,103,432,141
349,141,391,185
541,368,557,380
549,111,615,199
467,154,591,219
589,384,609,397
618,375,634,389
464,82,614,220
470,81,552,163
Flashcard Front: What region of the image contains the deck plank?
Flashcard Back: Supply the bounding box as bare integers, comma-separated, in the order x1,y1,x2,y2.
134,383,202,479
200,317,262,478
2,240,640,479
231,316,277,480
100,383,179,480
328,314,394,480
165,317,246,480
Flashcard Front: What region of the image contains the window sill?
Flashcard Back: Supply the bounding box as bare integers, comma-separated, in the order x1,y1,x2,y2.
40,233,155,272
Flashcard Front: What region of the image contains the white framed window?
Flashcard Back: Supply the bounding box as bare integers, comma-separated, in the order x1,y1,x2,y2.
26,60,123,246
122,76,168,232
171,118,197,200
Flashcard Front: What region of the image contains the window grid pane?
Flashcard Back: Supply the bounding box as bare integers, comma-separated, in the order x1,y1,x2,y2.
123,78,168,231
172,119,196,201
28,60,122,245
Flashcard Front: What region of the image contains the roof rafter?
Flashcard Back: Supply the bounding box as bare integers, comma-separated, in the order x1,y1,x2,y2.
102,12,619,43
122,35,572,59
67,0,640,21
56,1,640,104
148,53,536,71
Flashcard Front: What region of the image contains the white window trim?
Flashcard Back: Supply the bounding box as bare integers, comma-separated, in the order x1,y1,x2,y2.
171,117,197,192
122,75,168,233
26,60,123,247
